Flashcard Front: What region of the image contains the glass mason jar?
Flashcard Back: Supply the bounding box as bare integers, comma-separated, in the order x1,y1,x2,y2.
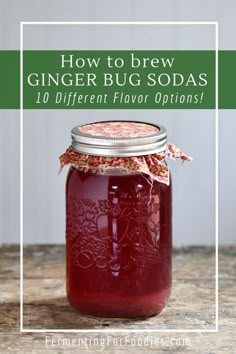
65,121,172,318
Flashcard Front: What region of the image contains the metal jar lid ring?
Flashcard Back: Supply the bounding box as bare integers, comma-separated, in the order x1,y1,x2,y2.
71,120,167,157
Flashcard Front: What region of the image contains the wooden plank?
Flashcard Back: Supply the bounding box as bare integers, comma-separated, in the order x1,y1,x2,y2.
0,245,235,353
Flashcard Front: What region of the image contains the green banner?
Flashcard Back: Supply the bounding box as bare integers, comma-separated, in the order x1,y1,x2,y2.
218,50,235,109
0,50,235,109
0,51,20,109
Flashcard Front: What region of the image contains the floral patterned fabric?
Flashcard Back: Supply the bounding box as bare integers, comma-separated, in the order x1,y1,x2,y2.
79,121,159,137
59,143,191,186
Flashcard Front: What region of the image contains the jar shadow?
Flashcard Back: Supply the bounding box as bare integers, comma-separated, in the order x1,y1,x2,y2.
23,296,163,330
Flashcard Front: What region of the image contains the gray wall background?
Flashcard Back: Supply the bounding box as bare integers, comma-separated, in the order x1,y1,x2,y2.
0,0,234,245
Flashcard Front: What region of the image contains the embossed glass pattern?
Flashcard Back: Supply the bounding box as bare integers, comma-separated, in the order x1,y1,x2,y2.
66,169,172,318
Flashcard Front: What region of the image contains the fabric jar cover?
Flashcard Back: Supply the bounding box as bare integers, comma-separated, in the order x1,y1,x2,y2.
59,121,192,185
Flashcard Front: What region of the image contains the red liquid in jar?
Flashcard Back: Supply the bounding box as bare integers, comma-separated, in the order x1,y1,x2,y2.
66,166,172,318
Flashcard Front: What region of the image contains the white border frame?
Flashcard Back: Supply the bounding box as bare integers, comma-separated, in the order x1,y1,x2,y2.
20,21,218,333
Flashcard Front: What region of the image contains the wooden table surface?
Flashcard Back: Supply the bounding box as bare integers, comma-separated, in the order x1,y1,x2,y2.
0,245,235,353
